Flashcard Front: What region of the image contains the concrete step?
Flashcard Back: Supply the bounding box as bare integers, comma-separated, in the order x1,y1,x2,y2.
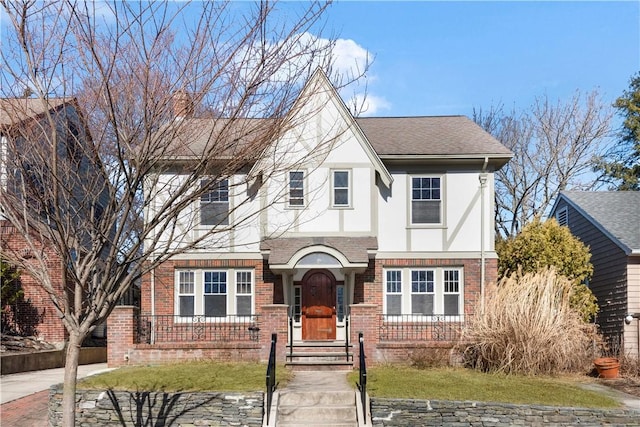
279,390,353,406
277,391,357,426
285,360,354,371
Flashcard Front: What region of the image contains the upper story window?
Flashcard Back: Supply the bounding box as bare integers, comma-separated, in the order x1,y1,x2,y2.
332,170,350,207
289,171,305,207
411,176,441,224
200,179,229,225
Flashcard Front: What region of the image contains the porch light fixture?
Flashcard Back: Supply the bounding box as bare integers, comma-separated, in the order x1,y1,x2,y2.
624,313,640,325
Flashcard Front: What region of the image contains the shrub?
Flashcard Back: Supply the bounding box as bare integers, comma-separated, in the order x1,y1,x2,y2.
497,218,597,321
409,347,451,369
462,268,600,375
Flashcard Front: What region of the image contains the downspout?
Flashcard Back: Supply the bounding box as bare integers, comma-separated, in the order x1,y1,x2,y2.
479,157,489,314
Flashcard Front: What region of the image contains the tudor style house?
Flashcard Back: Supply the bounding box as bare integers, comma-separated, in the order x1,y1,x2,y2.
108,69,512,367
551,191,640,357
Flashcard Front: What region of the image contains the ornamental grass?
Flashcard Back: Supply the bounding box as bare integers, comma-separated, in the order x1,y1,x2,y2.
462,268,600,375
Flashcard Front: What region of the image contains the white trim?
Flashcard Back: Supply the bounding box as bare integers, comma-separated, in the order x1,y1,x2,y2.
331,169,352,208
174,268,255,318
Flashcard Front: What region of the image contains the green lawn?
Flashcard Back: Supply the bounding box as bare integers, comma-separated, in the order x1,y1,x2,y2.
80,362,620,409
347,365,620,409
79,361,292,392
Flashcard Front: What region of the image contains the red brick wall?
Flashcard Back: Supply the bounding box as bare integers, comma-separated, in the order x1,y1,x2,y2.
128,255,497,366
141,258,274,316
1,221,67,344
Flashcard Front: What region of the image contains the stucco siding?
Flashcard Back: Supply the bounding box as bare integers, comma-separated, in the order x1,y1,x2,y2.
377,170,485,253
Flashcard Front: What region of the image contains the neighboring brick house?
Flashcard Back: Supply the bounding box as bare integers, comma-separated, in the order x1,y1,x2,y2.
0,98,91,346
108,69,512,367
551,191,640,357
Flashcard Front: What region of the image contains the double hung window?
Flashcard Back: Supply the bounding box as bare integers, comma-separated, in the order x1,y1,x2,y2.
176,269,254,318
289,171,304,207
332,170,350,207
411,270,435,315
411,177,441,224
178,271,195,317
385,270,402,315
383,267,462,316
200,179,229,225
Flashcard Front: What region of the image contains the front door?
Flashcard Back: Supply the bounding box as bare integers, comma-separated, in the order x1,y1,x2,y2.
301,270,336,340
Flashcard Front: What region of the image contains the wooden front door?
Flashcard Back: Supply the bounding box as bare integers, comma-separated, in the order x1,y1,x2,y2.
301,270,336,340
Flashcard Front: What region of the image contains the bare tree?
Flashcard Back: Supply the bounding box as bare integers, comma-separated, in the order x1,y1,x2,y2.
0,1,365,425
474,91,613,238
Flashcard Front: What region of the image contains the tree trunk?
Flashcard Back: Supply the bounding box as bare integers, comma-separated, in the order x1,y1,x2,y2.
62,333,83,427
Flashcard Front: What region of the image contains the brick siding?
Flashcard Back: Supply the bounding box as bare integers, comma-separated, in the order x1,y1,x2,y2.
114,255,497,366
1,221,67,344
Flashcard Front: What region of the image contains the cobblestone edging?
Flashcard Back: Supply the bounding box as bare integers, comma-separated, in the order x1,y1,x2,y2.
48,385,263,426
371,398,640,427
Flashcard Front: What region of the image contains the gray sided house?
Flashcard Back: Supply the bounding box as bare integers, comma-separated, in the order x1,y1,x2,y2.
551,191,640,357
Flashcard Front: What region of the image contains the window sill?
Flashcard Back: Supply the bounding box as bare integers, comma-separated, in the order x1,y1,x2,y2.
407,224,446,229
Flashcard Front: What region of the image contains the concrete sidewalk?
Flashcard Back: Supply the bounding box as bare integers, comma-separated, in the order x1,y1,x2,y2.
0,363,111,404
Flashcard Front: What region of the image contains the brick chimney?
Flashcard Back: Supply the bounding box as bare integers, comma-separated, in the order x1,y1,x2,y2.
172,90,194,118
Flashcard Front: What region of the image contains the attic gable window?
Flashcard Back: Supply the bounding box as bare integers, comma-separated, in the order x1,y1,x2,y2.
556,206,568,227
411,176,441,224
200,179,229,225
288,171,304,207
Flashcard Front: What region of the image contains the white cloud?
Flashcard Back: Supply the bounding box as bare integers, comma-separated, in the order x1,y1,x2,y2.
346,93,391,117
332,38,371,81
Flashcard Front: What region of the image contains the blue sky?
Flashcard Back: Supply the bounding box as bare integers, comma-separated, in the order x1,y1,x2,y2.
320,1,639,117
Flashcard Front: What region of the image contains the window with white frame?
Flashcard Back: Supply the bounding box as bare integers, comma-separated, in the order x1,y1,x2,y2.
200,179,229,225
236,271,252,316
443,269,460,315
411,176,441,224
289,171,304,207
383,267,463,316
332,170,350,207
385,270,402,315
411,270,435,315
204,271,227,316
178,271,195,316
176,269,254,317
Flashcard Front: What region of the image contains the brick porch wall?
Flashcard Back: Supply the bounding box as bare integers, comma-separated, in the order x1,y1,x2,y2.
1,221,67,345
350,257,496,365
125,255,497,366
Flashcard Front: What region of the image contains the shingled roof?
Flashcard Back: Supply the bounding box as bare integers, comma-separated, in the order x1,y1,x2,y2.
560,191,640,254
355,116,512,157
0,98,70,127
164,115,511,160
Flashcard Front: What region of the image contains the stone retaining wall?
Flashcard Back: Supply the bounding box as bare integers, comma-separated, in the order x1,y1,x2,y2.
371,398,640,426
48,386,264,426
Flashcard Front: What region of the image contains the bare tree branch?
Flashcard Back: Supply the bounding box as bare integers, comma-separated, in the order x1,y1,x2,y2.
0,1,368,424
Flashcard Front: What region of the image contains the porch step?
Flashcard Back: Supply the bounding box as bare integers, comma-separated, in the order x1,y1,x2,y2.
285,341,354,369
276,390,357,427
285,360,354,371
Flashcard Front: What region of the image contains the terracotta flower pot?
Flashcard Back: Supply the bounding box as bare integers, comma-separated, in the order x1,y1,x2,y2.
593,357,620,379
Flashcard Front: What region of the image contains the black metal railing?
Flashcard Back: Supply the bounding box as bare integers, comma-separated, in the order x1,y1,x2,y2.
136,314,260,344
265,333,277,425
357,332,367,420
379,314,463,342
288,315,294,360
344,317,350,361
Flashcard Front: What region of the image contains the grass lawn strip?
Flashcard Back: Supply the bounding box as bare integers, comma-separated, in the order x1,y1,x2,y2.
79,361,292,392
347,366,620,409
